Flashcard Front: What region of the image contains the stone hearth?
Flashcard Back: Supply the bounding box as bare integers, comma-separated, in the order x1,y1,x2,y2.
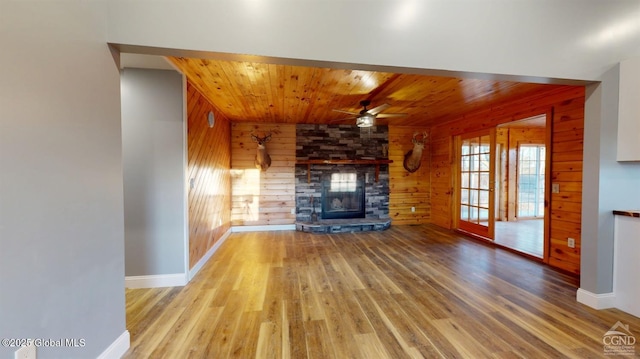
296,218,391,234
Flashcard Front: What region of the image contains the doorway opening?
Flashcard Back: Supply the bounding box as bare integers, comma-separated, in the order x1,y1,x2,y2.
493,114,549,258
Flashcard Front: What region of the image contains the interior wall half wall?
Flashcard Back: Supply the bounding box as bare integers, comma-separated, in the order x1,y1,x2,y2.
122,68,186,277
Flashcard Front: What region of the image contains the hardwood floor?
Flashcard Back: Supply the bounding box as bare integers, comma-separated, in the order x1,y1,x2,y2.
124,225,639,358
494,219,544,258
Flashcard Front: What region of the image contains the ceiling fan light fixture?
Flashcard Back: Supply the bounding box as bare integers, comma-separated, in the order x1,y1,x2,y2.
356,114,375,127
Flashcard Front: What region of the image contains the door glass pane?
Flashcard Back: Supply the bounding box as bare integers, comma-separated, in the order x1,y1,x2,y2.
479,190,489,206
479,208,489,222
469,189,478,206
470,173,479,189
480,173,490,189
468,206,478,221
461,189,469,205
480,153,490,171
461,205,469,220
461,172,469,187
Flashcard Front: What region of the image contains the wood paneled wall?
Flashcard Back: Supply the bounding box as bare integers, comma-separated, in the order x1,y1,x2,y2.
231,123,296,226
187,82,232,269
429,86,585,274
548,95,584,273
388,126,431,225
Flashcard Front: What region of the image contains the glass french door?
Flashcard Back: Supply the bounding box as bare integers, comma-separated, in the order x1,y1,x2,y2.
458,130,495,239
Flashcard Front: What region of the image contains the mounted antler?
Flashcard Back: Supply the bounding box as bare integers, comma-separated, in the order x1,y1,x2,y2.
403,131,428,173
251,131,273,172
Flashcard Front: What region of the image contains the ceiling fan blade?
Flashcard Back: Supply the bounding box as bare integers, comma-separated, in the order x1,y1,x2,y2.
328,115,357,123
376,113,408,118
332,109,359,115
366,103,390,115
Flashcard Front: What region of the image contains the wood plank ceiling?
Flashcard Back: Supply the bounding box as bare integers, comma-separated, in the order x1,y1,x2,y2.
169,57,570,128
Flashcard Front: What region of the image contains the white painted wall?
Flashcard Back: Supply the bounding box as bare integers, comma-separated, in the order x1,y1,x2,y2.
582,66,640,294
106,0,640,298
121,68,186,278
613,215,640,317
107,0,640,81
0,2,127,358
616,57,640,161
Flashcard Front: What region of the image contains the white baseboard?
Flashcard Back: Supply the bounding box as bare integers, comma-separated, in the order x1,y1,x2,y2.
97,330,129,359
576,288,616,309
232,224,296,232
125,273,188,289
189,228,232,280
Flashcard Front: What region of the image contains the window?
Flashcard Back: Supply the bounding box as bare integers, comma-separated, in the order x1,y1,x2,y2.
518,145,545,218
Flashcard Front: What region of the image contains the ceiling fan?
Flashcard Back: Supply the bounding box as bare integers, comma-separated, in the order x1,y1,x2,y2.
332,100,407,127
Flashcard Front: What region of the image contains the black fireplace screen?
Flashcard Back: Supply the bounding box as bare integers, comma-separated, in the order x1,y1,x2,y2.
321,176,365,219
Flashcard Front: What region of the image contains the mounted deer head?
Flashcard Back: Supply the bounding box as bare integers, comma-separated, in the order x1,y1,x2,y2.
403,131,428,173
251,131,272,172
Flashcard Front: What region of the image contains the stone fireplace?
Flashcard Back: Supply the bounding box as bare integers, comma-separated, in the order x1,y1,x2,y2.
295,125,391,233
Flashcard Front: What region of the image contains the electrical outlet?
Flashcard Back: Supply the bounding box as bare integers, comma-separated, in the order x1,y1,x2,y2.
411,207,416,213
15,342,36,359
290,208,296,215
552,183,560,193
568,238,575,248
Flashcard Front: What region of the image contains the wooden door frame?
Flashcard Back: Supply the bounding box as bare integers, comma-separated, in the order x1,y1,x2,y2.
543,109,552,263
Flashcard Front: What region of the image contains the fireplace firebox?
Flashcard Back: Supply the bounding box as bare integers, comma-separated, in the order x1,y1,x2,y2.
321,174,365,219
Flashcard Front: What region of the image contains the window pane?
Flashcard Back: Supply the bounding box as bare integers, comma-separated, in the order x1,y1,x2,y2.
479,208,489,221
518,144,546,217
461,205,469,220
469,206,479,221
480,173,490,189
469,190,478,206
470,155,479,171
461,156,470,171
480,153,490,171
470,173,479,189
479,190,489,207
461,189,469,205
461,172,470,187
471,138,481,154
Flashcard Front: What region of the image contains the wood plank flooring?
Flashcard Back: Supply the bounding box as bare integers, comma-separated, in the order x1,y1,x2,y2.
495,219,544,258
124,225,640,358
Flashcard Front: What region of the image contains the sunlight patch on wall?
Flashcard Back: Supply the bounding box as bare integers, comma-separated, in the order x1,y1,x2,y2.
231,169,262,222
